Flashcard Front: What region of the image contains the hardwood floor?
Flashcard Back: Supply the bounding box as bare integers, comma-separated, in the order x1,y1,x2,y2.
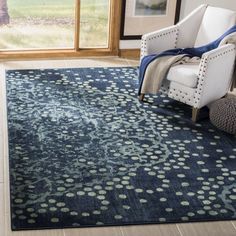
64,226,123,236
121,224,182,236
178,221,236,236
0,183,5,236
1,58,236,236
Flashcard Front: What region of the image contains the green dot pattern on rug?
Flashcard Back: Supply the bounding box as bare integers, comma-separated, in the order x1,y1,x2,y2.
6,67,236,230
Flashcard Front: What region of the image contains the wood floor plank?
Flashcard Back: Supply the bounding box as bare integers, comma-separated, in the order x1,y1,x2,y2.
64,226,123,236
64,58,130,68
0,64,5,183
126,59,139,67
1,71,10,217
178,221,236,236
121,224,181,236
232,221,236,230
0,184,5,236
6,229,64,236
3,60,67,70
0,156,3,183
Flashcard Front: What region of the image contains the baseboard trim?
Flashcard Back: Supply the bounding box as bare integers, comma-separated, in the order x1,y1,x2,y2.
119,49,140,59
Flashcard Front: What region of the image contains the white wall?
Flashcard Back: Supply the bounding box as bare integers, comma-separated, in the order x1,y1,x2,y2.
180,0,236,19
120,40,140,49
120,0,236,49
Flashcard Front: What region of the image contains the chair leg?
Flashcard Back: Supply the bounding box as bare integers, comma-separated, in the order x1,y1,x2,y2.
139,94,145,101
192,107,200,123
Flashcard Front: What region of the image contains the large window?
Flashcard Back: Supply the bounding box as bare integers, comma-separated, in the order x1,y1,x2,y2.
80,0,110,48
0,0,113,52
0,0,75,50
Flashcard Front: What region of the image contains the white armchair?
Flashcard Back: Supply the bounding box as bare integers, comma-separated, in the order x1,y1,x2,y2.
140,4,236,122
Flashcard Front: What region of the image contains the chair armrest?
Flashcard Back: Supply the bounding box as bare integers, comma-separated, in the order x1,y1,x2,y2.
194,44,236,108
141,25,179,60
201,44,236,59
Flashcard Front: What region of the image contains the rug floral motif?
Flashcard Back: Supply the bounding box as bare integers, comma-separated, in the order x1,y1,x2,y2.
6,67,236,230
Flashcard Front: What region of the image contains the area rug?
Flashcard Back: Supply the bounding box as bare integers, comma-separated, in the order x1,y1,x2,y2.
6,67,236,230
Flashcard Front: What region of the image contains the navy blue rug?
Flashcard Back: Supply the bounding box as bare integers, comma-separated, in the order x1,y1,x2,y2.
6,67,236,230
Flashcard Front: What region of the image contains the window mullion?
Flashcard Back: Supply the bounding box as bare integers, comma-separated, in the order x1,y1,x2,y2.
74,0,80,51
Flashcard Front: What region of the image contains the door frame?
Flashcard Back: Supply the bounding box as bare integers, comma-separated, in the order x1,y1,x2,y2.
0,0,121,59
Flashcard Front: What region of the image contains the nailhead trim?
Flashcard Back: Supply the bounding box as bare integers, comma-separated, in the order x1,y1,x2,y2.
140,28,179,59
168,87,195,106
194,46,236,107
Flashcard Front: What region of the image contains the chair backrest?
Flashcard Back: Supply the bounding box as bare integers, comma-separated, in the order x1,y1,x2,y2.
194,6,236,47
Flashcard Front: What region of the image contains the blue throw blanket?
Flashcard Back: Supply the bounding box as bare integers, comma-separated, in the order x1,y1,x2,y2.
138,25,236,95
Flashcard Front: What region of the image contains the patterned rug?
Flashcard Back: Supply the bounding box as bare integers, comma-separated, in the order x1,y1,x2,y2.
6,67,236,230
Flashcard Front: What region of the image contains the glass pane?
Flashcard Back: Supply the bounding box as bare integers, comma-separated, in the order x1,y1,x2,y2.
80,0,110,48
0,0,75,50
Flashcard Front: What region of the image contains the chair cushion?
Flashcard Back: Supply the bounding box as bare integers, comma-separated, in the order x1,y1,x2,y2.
195,6,236,47
166,64,199,88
